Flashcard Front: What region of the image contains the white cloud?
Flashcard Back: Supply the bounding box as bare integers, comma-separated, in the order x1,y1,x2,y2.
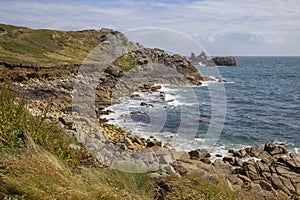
208,34,216,43
0,0,299,55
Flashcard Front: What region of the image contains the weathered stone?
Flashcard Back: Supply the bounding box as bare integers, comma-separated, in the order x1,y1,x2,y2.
159,155,173,165
124,137,137,150
275,165,294,177
264,142,288,157
245,146,263,157
104,65,122,77
261,171,272,180
256,161,270,173
264,141,276,152
249,184,263,194
99,109,114,115
233,167,244,175
294,183,300,195
176,151,191,162
213,159,233,175
227,174,239,185
200,158,211,164
235,157,243,167
279,153,300,174
171,163,188,176
58,115,73,129
223,157,235,165
163,165,179,176
189,51,216,66
257,150,273,165
132,137,145,146
271,174,291,195
188,149,210,160
140,102,154,107
130,93,140,98
279,176,295,193
212,56,236,66
238,174,253,183
229,149,248,158
238,149,248,157
270,166,277,174
259,180,277,193
163,143,172,148
116,143,127,150
146,140,162,148
243,160,260,181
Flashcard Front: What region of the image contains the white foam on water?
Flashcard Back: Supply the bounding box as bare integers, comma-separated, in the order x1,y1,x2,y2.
199,62,205,66
200,79,234,86
165,93,176,102
200,81,218,87
241,157,262,162
100,81,288,159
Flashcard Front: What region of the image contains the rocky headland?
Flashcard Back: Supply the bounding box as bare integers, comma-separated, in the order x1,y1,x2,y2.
0,24,299,199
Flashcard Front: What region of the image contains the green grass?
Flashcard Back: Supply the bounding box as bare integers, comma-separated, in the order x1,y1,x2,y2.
0,23,139,72
0,87,154,199
115,54,136,72
0,23,108,66
155,176,238,200
0,87,91,167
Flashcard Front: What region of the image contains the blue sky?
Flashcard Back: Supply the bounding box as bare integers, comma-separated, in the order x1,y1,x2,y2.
0,0,299,56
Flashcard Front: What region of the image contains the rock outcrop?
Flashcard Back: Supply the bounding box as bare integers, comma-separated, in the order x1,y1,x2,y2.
189,51,215,66
223,142,300,199
212,56,237,66
188,51,237,67
95,47,204,108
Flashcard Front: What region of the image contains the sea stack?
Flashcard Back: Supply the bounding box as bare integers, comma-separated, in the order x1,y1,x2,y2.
212,56,237,66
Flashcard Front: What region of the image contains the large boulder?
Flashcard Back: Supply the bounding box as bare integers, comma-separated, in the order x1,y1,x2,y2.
212,56,236,66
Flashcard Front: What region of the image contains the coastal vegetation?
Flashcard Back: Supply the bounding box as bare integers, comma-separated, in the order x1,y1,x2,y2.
0,87,236,199
0,23,125,67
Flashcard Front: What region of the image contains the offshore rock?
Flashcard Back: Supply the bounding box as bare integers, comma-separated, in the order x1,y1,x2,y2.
212,56,237,66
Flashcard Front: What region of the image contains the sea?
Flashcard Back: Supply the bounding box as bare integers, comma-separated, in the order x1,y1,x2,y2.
102,57,300,156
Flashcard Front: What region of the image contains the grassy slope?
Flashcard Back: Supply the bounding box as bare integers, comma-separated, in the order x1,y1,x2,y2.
0,23,111,67
0,87,154,200
0,88,238,200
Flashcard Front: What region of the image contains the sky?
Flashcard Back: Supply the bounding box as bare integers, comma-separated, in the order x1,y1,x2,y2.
0,0,299,56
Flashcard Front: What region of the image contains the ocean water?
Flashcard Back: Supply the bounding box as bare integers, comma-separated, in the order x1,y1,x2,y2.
103,57,300,154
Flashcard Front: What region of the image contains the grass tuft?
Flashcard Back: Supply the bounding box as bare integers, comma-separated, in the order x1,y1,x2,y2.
0,86,92,167
115,54,136,72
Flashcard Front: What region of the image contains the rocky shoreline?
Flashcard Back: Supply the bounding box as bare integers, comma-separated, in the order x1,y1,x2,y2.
1,28,299,199
5,72,299,199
